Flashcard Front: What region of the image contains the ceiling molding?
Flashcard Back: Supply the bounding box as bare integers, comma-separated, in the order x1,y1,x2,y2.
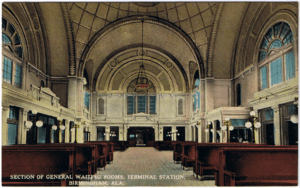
60,2,76,76
206,3,224,78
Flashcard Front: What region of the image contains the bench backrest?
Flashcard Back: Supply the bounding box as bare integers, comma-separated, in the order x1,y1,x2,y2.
220,147,298,180
196,143,263,167
2,146,75,179
182,143,197,159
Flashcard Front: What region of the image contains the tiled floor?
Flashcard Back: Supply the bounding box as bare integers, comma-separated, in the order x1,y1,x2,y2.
79,147,215,187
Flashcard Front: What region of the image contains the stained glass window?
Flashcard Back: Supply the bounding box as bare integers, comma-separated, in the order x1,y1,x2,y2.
261,66,267,90
150,96,156,114
195,78,200,88
127,96,135,114
138,96,147,113
270,58,282,86
269,39,282,50
258,22,293,62
3,56,12,83
193,94,197,111
196,91,200,109
2,33,11,44
15,64,22,87
84,92,90,110
286,51,295,80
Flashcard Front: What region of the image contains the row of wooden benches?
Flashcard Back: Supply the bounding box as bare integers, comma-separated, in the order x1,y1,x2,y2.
169,141,298,186
2,141,129,186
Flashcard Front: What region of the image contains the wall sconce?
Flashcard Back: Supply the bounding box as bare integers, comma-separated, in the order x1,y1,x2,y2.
223,117,232,143
52,125,58,130
205,121,212,133
291,97,298,124
58,119,66,130
24,121,33,130
25,110,44,130
245,111,261,143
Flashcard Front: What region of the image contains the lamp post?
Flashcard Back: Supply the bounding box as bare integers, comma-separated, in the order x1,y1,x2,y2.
166,130,180,141
25,110,44,144
245,111,261,143
222,117,233,143
70,123,80,143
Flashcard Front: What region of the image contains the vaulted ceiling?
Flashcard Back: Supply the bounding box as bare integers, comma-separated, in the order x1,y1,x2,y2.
67,2,217,63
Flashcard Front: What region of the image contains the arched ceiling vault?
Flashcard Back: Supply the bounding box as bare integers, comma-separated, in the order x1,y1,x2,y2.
93,47,188,93
67,2,218,74
78,16,204,93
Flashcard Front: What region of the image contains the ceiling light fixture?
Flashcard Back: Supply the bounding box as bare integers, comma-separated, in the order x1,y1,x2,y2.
135,18,149,92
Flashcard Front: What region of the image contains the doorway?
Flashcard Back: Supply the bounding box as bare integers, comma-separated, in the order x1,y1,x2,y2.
266,123,275,145
127,127,155,147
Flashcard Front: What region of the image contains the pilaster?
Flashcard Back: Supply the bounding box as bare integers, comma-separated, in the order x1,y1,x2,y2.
272,105,281,145
2,105,10,145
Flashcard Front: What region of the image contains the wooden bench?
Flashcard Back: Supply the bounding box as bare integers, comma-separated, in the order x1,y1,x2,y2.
10,143,97,175
194,143,266,180
47,143,97,175
112,141,129,151
2,146,76,186
216,147,298,186
87,141,114,164
153,141,179,151
173,141,195,163
181,142,197,170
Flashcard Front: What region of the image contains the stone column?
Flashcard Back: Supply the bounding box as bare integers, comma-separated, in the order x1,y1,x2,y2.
20,109,29,144
65,119,70,143
77,78,84,118
171,126,177,141
205,78,215,113
212,121,217,143
105,126,110,141
68,77,78,111
119,125,124,141
272,106,281,145
124,125,128,141
2,105,10,145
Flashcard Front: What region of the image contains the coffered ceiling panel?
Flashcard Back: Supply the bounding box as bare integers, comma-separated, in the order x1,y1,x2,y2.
67,2,218,63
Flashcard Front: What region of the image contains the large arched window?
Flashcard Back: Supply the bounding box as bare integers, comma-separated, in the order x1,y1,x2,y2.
258,22,295,90
2,18,23,88
126,79,156,115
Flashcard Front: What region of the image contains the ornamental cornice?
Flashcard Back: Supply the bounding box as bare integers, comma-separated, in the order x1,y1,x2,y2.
60,3,76,76
207,2,224,77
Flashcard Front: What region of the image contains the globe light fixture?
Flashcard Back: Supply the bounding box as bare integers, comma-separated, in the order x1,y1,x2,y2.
60,125,66,130
52,125,57,130
36,120,44,127
25,121,33,130
245,110,261,143
245,121,252,128
291,115,298,124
